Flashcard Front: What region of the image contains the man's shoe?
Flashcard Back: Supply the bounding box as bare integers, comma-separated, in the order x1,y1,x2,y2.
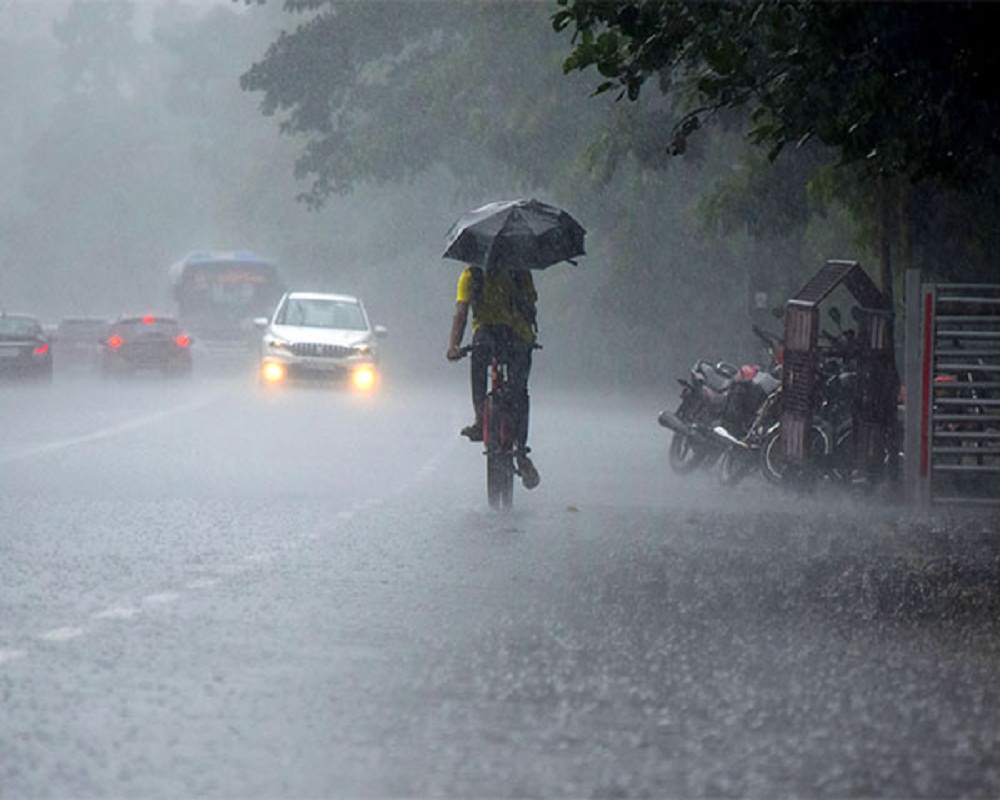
516,452,540,489
461,422,483,442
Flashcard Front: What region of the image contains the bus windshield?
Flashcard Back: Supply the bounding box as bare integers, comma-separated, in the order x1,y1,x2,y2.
169,251,284,342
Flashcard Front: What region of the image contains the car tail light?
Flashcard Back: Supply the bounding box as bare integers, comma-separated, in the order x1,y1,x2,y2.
142,315,155,325
33,343,49,355
175,334,191,348
107,334,123,348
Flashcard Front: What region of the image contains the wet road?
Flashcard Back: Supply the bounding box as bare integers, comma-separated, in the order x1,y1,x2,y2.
2,368,999,797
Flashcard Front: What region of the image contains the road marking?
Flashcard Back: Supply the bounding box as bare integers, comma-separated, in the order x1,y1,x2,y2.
0,649,28,664
143,592,180,605
4,432,458,667
93,606,142,620
0,394,222,463
39,627,86,642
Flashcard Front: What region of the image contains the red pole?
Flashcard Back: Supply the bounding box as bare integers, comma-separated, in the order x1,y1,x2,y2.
919,290,934,477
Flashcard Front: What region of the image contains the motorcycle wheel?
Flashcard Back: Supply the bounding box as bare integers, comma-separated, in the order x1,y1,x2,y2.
760,423,829,484
668,432,708,474
719,448,755,486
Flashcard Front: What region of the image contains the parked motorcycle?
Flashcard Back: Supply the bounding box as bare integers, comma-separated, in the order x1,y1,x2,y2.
658,325,782,476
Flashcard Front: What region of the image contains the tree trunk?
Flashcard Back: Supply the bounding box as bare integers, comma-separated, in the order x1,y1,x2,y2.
895,179,911,307
875,176,912,309
876,177,893,304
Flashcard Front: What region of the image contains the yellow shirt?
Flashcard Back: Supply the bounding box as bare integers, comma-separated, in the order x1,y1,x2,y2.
456,267,537,343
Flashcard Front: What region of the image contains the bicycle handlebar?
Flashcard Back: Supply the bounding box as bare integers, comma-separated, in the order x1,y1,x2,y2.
453,341,542,360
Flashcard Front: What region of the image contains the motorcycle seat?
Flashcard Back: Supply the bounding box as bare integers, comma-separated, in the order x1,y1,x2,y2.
696,360,736,393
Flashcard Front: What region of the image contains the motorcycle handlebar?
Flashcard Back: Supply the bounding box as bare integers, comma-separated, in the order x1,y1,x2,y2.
752,324,783,349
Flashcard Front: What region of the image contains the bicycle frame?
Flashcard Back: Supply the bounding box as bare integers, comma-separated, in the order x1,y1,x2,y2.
482,351,516,508
459,338,535,509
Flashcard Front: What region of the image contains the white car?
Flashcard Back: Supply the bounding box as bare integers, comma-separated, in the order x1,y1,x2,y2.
256,291,386,390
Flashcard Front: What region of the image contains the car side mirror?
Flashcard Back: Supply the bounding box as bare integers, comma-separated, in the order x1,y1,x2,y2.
253,317,269,329
373,324,387,338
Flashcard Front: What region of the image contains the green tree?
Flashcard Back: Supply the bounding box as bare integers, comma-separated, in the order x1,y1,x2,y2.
235,0,858,382
553,0,1000,292
238,0,603,207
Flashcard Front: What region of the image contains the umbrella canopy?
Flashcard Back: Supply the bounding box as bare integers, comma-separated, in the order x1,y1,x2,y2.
443,198,586,271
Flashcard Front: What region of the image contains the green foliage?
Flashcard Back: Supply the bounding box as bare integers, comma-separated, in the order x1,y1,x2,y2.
555,1,1000,189
52,1,139,96
239,1,605,207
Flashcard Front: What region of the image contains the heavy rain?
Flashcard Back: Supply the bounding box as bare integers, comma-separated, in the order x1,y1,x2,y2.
2,1,1000,797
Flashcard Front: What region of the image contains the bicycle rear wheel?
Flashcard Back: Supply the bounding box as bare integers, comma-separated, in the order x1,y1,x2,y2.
484,395,514,509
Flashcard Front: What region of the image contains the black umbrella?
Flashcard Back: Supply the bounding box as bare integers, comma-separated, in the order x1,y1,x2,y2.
443,198,586,271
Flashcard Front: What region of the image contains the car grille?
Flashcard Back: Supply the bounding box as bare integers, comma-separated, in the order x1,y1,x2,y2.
290,342,352,359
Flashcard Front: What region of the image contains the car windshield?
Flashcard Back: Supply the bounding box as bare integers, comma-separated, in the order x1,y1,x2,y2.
276,298,367,331
0,317,42,339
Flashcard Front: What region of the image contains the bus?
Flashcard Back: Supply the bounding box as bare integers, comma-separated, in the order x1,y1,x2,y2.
168,251,284,347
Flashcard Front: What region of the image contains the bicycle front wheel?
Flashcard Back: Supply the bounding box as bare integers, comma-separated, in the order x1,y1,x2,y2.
484,395,514,509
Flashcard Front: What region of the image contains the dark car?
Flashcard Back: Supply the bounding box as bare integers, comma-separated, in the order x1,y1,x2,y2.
53,316,107,372
100,315,193,376
0,313,53,380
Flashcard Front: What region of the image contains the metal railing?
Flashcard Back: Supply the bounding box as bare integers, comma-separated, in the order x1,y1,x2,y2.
904,274,1000,506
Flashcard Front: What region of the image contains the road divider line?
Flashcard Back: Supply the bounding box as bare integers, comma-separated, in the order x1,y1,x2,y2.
0,649,28,664
38,627,86,642
143,592,180,605
5,431,462,669
93,606,142,620
0,393,223,463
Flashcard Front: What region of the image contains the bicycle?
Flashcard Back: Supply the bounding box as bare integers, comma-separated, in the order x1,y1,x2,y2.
457,339,540,509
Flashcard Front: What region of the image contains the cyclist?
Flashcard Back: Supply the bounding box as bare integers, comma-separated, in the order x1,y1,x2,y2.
446,264,540,489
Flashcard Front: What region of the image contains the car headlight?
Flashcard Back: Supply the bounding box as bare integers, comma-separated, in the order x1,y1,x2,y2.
261,360,286,383
264,335,291,352
353,342,372,356
351,363,377,391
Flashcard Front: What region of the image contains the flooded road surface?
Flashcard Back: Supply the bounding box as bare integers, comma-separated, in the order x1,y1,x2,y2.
1,370,998,797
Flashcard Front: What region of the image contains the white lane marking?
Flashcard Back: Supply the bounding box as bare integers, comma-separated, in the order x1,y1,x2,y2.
39,627,86,642
5,434,458,666
0,394,222,463
143,592,180,605
93,606,142,620
0,649,28,664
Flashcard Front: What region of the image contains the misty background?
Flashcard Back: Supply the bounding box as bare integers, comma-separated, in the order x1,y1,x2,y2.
0,0,866,387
